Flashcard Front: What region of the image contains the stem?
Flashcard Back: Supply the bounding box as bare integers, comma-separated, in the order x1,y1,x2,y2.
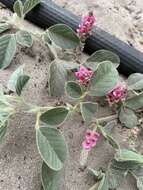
95,114,118,124
35,112,41,129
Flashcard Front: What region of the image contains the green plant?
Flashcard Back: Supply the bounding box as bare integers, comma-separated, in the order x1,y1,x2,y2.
0,1,143,190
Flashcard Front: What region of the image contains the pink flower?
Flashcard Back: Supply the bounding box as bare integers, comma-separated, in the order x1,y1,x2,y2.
106,82,127,105
77,12,96,38
75,65,93,85
131,127,139,138
82,130,100,151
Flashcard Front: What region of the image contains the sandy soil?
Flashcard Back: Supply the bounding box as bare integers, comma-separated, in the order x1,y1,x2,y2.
0,2,143,190
53,0,143,52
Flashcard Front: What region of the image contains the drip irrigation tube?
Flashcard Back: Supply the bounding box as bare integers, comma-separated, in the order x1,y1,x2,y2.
1,0,143,76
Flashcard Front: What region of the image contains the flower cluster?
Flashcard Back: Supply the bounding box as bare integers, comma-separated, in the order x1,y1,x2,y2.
75,65,93,85
77,12,96,38
82,130,100,151
106,82,127,105
131,127,140,138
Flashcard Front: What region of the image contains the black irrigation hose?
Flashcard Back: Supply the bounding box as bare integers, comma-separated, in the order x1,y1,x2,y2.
1,0,143,76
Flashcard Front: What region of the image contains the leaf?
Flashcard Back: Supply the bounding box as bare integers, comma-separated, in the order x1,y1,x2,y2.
0,23,11,34
80,102,98,123
7,65,24,91
13,0,23,18
86,50,120,69
131,167,143,190
16,31,33,47
103,121,117,135
48,24,80,49
36,126,67,171
0,120,8,143
49,60,67,97
16,75,30,96
89,62,118,96
137,177,143,190
23,0,40,15
126,93,143,110
0,34,17,69
97,174,109,190
41,162,62,190
40,107,69,126
106,161,126,189
115,149,143,164
65,81,82,99
127,73,143,90
119,107,138,128
88,168,103,180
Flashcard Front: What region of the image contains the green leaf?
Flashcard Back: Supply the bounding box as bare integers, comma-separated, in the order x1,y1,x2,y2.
137,177,143,190
111,159,141,170
85,50,120,71
48,24,80,49
16,31,33,47
41,162,62,190
0,23,11,34
89,168,103,180
0,120,8,143
126,93,143,110
80,102,98,123
16,75,30,96
97,174,109,190
131,167,143,190
89,62,118,96
36,126,67,171
7,65,24,91
23,0,40,15
40,107,69,126
65,81,82,99
13,0,24,18
115,149,143,164
49,60,67,97
119,107,138,128
127,73,143,90
0,34,17,69
106,161,126,189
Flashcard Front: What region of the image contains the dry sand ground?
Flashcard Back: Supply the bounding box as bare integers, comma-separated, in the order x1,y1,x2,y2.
0,1,143,190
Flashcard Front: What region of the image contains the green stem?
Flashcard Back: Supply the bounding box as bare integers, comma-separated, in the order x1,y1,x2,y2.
95,114,118,124
35,112,41,129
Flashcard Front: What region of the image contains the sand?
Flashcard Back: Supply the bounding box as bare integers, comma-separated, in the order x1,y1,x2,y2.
0,1,143,190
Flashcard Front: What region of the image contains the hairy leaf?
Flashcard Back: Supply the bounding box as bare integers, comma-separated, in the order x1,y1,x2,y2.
80,102,98,123
131,167,143,190
115,149,143,164
13,0,24,18
126,93,143,110
0,120,8,143
97,174,109,190
16,30,33,47
0,34,17,69
65,81,82,99
16,75,30,96
7,65,24,91
85,49,120,71
89,62,118,96
36,126,67,171
127,73,143,90
40,107,69,126
49,60,67,97
23,0,40,15
119,107,138,128
0,23,11,34
48,24,80,49
41,162,62,190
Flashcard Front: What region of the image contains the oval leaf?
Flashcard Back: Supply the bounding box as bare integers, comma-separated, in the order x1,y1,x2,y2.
127,73,143,90
49,60,67,97
119,107,138,128
7,65,24,91
115,149,143,164
36,126,67,171
89,62,118,96
0,23,11,34
126,93,143,110
48,24,80,49
80,102,98,123
0,34,17,69
85,49,120,71
40,107,69,126
13,0,23,18
97,174,109,190
23,0,40,15
16,75,30,96
65,81,82,99
41,162,62,190
16,30,33,47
